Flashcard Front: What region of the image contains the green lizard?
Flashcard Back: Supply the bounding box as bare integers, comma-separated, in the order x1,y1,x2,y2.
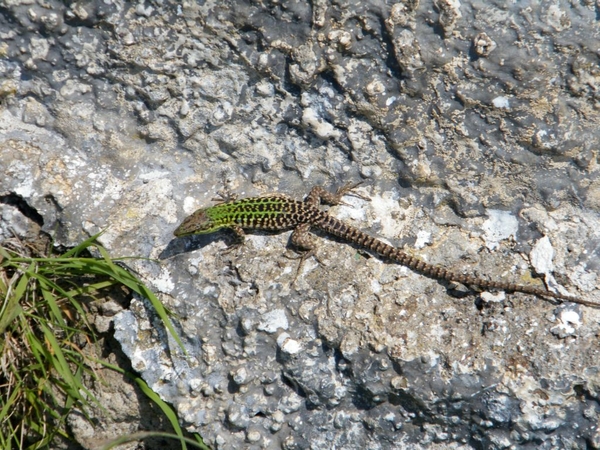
174,184,599,308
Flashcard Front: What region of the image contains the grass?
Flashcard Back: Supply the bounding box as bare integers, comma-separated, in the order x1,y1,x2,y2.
0,232,209,449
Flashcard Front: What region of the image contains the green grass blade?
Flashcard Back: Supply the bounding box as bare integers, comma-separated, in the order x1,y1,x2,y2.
37,279,68,329
95,250,186,354
0,301,23,335
100,431,210,450
0,264,33,336
97,360,209,450
62,280,116,298
23,327,48,380
0,378,22,432
38,322,82,400
0,271,26,334
133,377,189,450
60,231,105,258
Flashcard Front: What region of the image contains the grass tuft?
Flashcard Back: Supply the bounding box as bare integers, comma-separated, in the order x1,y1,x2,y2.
0,232,198,449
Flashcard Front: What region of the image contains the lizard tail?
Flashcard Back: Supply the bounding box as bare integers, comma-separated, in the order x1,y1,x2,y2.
317,215,599,307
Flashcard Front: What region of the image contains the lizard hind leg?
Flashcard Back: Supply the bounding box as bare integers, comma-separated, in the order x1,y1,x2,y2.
288,222,324,279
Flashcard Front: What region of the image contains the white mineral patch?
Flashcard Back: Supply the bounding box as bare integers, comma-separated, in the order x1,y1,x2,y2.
492,96,510,109
530,236,555,275
480,291,506,303
335,192,368,222
257,309,289,333
13,176,35,198
277,333,302,355
560,309,581,327
368,191,403,238
301,107,341,140
182,196,198,214
551,307,582,338
414,230,431,249
151,267,175,294
139,170,170,180
482,210,519,250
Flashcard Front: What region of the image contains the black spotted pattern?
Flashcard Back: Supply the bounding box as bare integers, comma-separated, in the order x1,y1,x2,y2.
212,194,326,232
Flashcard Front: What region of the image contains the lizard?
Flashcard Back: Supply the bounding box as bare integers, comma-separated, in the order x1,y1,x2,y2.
173,183,600,308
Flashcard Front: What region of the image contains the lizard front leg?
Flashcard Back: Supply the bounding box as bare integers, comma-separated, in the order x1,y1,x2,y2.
304,182,367,208
221,224,246,253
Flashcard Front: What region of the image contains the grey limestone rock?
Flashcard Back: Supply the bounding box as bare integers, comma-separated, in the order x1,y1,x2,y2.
1,1,600,449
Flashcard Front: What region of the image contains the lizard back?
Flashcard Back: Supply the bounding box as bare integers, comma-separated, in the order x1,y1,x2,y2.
218,195,322,231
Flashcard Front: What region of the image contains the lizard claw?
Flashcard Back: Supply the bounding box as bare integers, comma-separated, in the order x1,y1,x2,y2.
285,249,324,283
212,190,238,204
336,182,370,202
220,242,243,255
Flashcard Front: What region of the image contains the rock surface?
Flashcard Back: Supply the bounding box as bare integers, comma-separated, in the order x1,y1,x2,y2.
1,1,600,449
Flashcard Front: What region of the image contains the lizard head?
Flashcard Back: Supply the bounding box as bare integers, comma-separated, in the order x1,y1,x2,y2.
174,208,220,237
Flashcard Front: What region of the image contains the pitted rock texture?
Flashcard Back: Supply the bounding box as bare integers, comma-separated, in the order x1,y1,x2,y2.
1,1,600,449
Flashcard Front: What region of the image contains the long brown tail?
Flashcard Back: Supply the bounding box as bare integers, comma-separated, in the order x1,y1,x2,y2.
317,215,599,308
